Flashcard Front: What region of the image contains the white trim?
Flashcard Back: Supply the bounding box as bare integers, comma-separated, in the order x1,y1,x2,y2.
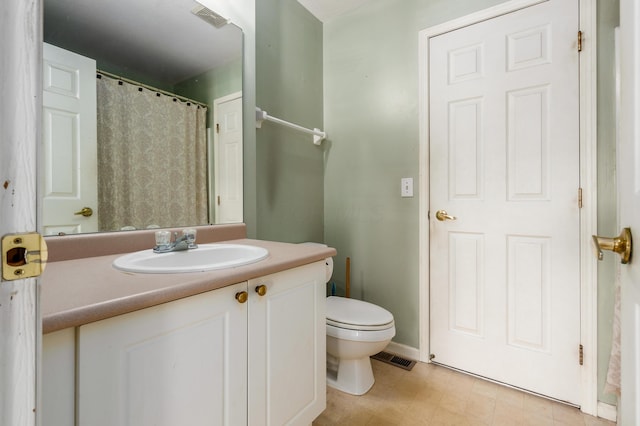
385,341,420,362
420,0,546,39
597,401,618,422
417,0,598,414
578,0,598,416
417,0,430,364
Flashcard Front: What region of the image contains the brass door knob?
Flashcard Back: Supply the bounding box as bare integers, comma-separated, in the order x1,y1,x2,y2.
74,207,93,217
235,291,248,304
592,228,632,264
255,284,267,296
435,210,456,221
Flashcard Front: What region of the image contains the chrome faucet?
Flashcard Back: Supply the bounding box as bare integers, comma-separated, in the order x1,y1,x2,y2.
153,229,198,253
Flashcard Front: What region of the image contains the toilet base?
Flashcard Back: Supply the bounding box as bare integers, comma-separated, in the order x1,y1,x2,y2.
326,355,375,395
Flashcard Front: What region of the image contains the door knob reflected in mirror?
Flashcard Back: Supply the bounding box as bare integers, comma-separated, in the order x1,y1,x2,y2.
435,210,457,222
74,207,93,217
592,228,632,264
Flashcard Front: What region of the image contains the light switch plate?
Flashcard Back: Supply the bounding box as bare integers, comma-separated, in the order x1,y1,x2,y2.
401,178,413,197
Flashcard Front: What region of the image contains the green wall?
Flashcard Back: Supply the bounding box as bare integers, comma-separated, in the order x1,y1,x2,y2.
255,0,324,243
175,57,243,125
322,0,507,355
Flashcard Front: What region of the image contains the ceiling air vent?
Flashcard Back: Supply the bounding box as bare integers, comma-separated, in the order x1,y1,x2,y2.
191,4,230,28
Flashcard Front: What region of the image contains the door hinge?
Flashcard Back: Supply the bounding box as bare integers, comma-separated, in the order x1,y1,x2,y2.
579,344,584,365
578,31,583,52
217,195,221,206
2,233,48,281
578,188,583,208
216,123,220,133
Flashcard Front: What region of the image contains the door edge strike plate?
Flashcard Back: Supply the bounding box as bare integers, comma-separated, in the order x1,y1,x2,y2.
2,233,48,281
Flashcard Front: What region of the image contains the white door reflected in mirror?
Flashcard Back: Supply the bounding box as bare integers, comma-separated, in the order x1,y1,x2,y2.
42,43,98,235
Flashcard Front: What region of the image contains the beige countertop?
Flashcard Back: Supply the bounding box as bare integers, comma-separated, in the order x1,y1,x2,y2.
42,236,336,334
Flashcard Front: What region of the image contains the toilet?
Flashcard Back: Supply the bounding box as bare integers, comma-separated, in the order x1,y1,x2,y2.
325,296,395,395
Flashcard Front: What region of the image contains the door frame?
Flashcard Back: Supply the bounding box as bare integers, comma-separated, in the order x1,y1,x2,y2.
0,0,41,425
417,0,598,415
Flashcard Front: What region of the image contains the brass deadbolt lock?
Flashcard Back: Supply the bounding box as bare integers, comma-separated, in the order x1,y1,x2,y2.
2,233,48,281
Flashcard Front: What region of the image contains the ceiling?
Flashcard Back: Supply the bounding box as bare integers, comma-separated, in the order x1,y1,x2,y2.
296,0,374,22
44,0,242,86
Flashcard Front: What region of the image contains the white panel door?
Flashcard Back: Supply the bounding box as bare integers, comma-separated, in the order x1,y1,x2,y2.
77,282,248,426
429,0,581,403
42,43,98,235
619,0,640,422
214,92,243,224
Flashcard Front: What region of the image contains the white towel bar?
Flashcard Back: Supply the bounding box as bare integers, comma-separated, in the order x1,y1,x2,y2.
255,107,326,145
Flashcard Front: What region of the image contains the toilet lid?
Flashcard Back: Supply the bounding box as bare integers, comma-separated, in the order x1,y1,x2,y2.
326,296,394,328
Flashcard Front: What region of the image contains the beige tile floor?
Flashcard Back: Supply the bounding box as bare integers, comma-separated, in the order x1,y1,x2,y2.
313,359,616,426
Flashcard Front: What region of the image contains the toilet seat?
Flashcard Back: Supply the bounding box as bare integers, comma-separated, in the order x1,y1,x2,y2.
326,296,394,331
326,322,396,342
326,319,394,331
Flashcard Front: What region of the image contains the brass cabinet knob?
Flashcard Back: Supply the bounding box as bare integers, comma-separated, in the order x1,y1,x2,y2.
74,207,93,217
255,284,267,296
435,210,456,221
592,228,632,264
235,291,248,304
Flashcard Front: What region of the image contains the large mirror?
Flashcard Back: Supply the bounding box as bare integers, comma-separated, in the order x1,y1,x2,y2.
42,0,243,236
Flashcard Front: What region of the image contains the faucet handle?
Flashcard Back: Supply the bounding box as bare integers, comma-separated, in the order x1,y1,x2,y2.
182,228,197,248
155,231,171,247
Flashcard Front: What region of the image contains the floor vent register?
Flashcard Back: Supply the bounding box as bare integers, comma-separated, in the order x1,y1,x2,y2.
370,351,416,371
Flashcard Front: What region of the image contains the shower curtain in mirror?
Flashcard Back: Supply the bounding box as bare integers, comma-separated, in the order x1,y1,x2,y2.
96,75,208,231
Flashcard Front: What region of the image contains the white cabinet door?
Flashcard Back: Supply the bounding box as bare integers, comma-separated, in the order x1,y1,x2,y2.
248,261,326,426
42,328,76,426
77,282,248,426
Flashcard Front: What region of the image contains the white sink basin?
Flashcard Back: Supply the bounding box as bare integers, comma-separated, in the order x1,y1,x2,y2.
113,243,269,274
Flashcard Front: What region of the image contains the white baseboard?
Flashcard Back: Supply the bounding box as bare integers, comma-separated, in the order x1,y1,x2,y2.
384,341,420,362
597,401,617,422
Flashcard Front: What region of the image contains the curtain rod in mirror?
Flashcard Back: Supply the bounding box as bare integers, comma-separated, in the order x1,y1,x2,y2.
255,107,327,145
96,69,209,108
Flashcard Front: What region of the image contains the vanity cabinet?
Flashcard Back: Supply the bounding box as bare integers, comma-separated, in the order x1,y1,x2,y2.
45,261,326,426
